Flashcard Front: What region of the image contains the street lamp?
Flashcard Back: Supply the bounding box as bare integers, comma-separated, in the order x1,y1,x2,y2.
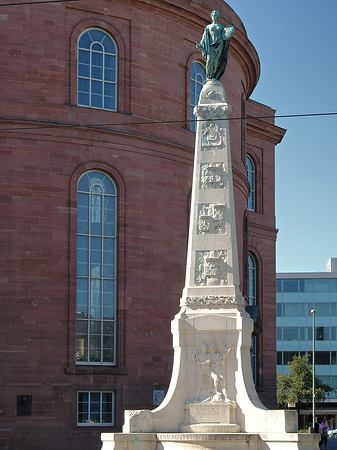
311,309,316,432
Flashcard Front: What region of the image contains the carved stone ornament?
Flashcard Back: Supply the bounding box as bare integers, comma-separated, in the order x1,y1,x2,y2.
194,104,232,121
201,121,226,150
195,250,227,286
181,295,246,307
200,163,226,190
193,342,234,403
198,203,226,234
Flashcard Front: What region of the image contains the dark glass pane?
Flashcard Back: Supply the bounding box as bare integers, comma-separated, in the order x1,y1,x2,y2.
315,303,330,316
91,93,102,108
104,96,115,111
299,327,306,340
90,195,102,235
89,29,105,43
331,327,336,340
283,303,298,317
76,334,88,362
331,279,337,292
78,63,90,78
103,321,114,335
77,236,89,276
102,35,116,53
90,237,102,276
105,54,116,71
276,327,282,340
79,49,90,64
89,279,102,319
332,352,337,365
89,335,101,362
91,80,103,95
79,31,92,49
90,320,101,334
103,348,114,362
78,173,91,192
283,327,298,341
305,279,313,292
76,278,88,318
92,64,103,80
104,82,115,97
283,279,299,292
283,351,298,364
77,193,89,234
299,279,305,292
276,280,282,292
315,351,330,365
103,238,115,277
78,413,88,423
78,91,89,106
277,352,283,365
276,303,282,317
92,43,102,52
299,303,306,317
92,52,103,69
314,279,330,292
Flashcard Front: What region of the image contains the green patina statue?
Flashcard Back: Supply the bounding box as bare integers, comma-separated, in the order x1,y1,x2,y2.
197,10,235,80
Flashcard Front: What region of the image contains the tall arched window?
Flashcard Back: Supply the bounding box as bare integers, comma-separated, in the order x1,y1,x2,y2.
76,171,117,365
190,61,206,132
246,155,256,211
248,252,257,306
248,251,258,384
78,29,117,111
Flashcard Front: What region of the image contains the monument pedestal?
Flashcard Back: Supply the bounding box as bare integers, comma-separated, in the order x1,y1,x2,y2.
101,79,318,449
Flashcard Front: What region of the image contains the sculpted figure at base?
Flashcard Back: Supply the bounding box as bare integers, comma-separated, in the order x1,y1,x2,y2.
194,343,233,403
197,10,235,80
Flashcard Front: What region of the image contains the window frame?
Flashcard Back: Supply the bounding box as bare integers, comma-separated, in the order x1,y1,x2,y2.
189,61,206,132
246,154,256,211
77,391,115,426
76,170,117,366
77,28,118,112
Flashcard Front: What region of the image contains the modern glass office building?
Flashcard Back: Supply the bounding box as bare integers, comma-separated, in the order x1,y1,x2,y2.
277,258,337,428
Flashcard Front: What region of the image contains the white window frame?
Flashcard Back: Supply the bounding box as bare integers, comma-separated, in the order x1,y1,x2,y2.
77,28,117,111
77,391,115,426
246,155,256,211
76,171,117,365
190,61,206,132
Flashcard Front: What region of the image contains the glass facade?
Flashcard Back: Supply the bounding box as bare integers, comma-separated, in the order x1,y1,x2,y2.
276,274,337,396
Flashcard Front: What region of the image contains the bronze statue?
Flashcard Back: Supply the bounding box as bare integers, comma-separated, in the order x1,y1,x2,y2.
197,10,235,80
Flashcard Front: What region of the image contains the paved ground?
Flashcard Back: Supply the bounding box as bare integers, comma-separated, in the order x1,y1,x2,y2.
325,438,337,449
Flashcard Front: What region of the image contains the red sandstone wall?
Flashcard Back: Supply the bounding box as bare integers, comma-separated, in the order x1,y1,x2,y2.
0,1,284,449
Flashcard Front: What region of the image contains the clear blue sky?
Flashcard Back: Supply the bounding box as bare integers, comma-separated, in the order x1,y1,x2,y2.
225,0,337,273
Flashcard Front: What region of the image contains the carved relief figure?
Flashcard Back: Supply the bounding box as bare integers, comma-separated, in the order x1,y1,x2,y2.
195,250,227,285
194,343,233,403
200,163,225,190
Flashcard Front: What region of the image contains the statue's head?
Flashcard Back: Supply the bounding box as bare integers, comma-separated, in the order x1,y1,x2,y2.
211,10,219,21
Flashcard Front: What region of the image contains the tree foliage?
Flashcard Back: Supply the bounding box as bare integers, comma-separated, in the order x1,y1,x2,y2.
277,355,333,408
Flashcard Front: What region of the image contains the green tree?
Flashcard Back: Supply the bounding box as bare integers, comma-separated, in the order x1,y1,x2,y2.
277,355,333,421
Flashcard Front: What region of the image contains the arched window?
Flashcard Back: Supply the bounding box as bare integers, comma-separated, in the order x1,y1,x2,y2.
78,29,117,111
76,171,117,365
246,155,256,211
190,61,206,132
248,251,258,384
248,252,257,306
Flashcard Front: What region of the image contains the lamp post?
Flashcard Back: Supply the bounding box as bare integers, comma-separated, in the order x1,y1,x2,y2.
311,309,316,432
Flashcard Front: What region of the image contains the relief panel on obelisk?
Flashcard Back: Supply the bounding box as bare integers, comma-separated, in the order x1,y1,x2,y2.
201,121,227,150
195,250,227,286
200,162,226,190
197,203,226,234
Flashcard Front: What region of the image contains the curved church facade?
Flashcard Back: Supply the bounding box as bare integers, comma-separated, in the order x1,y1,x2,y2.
0,1,285,449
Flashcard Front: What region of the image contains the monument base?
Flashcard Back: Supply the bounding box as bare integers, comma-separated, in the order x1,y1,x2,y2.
101,432,320,450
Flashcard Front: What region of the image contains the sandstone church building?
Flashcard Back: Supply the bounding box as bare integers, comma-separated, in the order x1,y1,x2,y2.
0,1,285,449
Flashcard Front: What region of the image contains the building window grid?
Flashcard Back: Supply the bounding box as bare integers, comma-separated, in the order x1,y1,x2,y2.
77,391,114,426
78,29,117,112
190,61,206,132
246,155,256,211
76,172,117,365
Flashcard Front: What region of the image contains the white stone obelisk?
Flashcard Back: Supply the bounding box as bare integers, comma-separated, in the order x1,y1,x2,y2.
101,79,319,450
